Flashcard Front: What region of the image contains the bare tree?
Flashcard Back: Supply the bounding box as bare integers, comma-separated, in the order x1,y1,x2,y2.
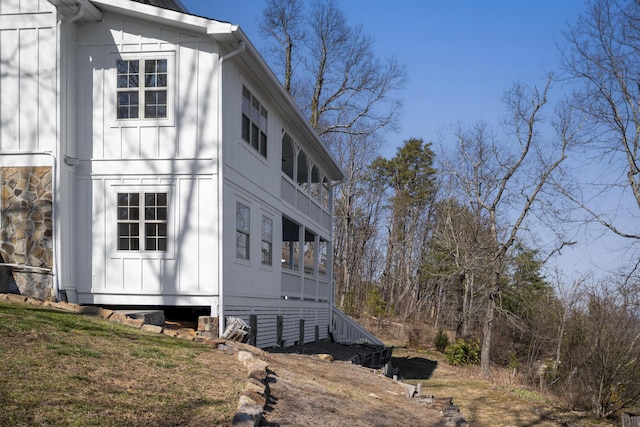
260,0,406,139
260,0,407,314
443,79,573,378
258,0,305,94
562,0,640,242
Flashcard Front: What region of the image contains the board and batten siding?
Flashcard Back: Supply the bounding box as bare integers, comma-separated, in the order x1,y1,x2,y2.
74,174,218,306
0,0,57,153
69,11,223,306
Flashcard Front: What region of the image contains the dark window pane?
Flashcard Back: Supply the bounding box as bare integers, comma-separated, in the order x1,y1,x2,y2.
242,115,250,142
146,238,156,251
251,124,259,149
118,207,128,220
157,59,167,73
145,193,155,206
157,207,167,220
131,223,139,236
260,132,267,157
118,223,129,236
131,238,139,250
130,207,139,221
158,238,167,251
157,106,166,118
158,222,167,237
145,75,156,87
129,60,139,73
157,75,167,87
145,207,155,221
117,60,128,73
117,75,128,88
157,193,167,206
118,238,129,250
145,223,156,237
117,193,128,205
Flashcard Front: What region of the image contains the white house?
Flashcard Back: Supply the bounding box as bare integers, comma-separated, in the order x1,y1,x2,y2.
0,0,372,348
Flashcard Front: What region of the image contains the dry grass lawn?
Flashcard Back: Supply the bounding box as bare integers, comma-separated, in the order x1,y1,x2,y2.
0,298,618,426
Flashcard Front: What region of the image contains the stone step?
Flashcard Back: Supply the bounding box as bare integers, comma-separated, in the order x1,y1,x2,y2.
115,310,165,326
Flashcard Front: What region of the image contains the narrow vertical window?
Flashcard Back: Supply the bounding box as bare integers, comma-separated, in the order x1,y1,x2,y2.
261,216,273,265
240,86,268,158
116,60,140,119
236,203,250,259
117,193,140,250
144,192,168,251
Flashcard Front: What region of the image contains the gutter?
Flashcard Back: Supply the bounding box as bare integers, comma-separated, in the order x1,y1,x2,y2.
213,37,246,337
0,152,60,300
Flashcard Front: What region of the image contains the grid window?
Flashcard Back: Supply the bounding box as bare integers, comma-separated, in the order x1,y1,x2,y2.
117,192,168,252
241,86,268,157
236,203,250,259
117,59,168,120
261,216,273,265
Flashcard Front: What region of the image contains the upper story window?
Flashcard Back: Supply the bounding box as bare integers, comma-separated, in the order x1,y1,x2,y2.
241,86,268,157
116,59,168,120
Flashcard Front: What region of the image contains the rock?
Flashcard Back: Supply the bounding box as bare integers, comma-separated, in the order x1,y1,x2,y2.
317,353,334,362
232,403,263,427
244,378,266,395
141,324,164,334
237,350,255,363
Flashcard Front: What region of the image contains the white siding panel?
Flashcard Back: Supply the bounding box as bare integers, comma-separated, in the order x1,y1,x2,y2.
76,178,92,294
140,127,159,158
176,177,200,291
158,125,178,159
123,258,142,291
0,0,48,14
38,26,56,152
121,126,140,159
0,29,18,151
198,178,217,293
18,28,39,151
142,258,163,292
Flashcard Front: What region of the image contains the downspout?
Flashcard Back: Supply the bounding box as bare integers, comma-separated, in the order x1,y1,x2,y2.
0,152,59,300
215,39,246,337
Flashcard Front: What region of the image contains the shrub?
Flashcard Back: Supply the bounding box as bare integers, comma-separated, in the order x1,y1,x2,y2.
445,338,481,366
434,330,449,353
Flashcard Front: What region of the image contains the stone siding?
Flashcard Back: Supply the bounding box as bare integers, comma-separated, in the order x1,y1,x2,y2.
0,167,54,300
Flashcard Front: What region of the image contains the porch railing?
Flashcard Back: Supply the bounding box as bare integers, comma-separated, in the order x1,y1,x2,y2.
331,306,384,347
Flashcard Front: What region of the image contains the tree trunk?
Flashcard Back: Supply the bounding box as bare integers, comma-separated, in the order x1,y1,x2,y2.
480,290,496,378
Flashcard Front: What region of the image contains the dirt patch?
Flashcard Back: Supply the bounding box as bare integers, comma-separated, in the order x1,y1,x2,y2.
259,351,446,426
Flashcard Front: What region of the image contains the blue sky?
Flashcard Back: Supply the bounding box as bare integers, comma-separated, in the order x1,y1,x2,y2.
181,1,587,156
180,1,633,282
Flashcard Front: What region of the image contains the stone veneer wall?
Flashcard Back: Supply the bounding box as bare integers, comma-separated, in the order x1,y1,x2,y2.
0,167,54,300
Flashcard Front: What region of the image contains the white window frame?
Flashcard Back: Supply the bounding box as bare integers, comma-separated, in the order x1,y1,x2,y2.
109,185,175,260
236,202,251,260
261,215,273,266
241,85,268,158
109,51,176,127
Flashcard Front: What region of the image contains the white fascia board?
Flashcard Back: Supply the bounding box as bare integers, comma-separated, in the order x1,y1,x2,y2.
89,0,213,34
